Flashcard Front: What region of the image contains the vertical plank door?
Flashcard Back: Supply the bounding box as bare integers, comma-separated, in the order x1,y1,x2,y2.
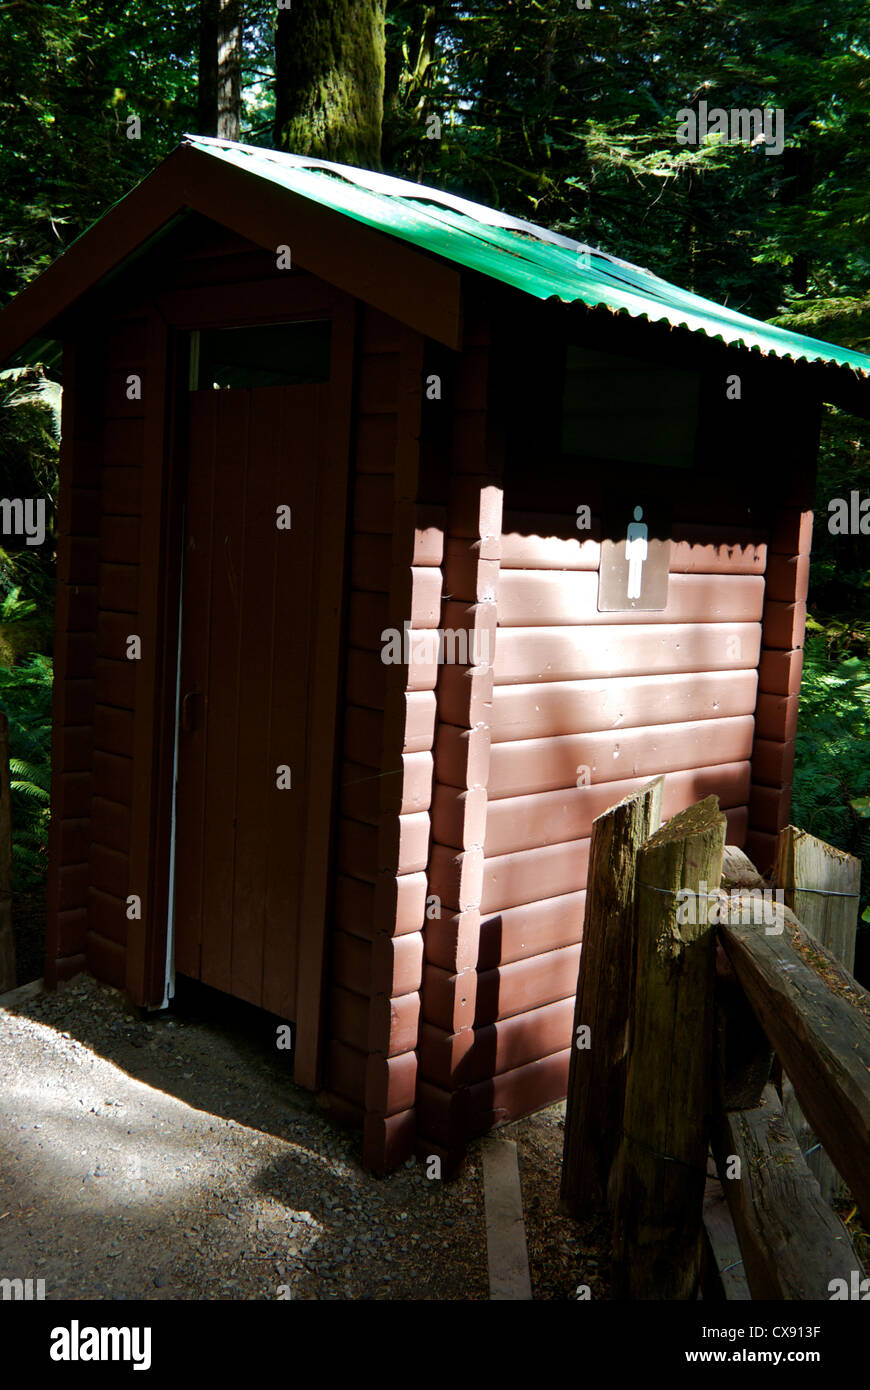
173,384,325,1020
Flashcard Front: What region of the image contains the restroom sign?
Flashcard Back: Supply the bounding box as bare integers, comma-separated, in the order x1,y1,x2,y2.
598,495,671,612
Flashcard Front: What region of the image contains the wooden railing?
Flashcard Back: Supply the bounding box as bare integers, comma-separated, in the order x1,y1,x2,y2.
561,782,869,1301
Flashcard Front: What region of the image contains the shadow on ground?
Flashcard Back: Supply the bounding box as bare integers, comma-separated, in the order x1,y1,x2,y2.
0,973,607,1300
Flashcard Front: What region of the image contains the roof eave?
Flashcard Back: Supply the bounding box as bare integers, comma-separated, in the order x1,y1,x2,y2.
546,290,870,418
0,143,464,361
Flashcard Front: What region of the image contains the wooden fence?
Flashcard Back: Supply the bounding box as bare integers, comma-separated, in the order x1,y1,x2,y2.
561,782,869,1300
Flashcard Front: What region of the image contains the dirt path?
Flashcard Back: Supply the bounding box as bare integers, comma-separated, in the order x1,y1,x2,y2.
0,975,607,1300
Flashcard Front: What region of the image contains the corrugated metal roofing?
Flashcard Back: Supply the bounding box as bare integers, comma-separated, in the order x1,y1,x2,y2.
184,135,870,377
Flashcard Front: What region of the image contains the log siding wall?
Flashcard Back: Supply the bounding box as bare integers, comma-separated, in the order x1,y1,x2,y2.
417,317,503,1163
322,308,444,1173
414,337,809,1145
457,512,765,1130
324,306,407,1131
48,231,357,1007
745,416,817,874
87,311,152,990
46,338,104,986
746,507,814,874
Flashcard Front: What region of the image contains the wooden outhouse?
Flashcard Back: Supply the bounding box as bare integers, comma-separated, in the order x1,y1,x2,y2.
1,137,869,1172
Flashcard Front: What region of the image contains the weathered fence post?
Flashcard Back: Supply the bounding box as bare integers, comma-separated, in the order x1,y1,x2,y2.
0,711,15,992
560,777,663,1217
612,795,726,1299
775,825,861,1203
777,824,861,971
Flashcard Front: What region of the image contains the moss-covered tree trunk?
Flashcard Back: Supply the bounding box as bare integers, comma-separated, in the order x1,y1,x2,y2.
274,0,386,168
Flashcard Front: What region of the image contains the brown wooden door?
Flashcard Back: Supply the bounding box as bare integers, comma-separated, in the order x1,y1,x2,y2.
173,384,326,1019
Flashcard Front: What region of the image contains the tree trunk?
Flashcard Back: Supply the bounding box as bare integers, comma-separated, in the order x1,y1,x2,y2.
217,0,243,141
383,2,442,173
197,0,219,137
197,0,243,141
408,3,440,119
274,0,386,168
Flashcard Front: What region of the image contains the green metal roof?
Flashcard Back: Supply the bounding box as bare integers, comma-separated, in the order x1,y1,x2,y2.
185,135,870,377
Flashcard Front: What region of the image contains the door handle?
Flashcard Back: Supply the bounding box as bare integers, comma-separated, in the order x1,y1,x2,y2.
181,691,199,735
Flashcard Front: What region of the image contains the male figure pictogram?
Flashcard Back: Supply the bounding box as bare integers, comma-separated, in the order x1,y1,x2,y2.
626,505,648,599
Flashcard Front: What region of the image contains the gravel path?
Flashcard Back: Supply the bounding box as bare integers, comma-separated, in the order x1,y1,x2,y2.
0,974,608,1300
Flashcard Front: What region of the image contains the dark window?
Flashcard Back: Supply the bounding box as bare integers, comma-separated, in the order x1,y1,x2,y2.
190,320,331,390
561,345,700,469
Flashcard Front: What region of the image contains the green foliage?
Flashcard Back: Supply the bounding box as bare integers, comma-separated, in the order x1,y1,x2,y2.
0,364,58,661
0,583,51,667
2,2,868,324
383,0,870,316
0,0,199,304
0,366,59,515
0,654,53,890
802,406,870,673
0,360,56,884
791,637,870,929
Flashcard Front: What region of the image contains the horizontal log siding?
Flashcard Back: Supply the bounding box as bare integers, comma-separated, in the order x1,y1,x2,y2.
46,338,103,986
424,504,766,1126
62,234,336,1002
417,309,506,1161
85,313,151,989
366,321,446,1171
328,307,403,1129
746,502,815,875
318,308,439,1171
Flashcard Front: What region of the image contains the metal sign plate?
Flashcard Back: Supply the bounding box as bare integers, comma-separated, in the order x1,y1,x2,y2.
598,495,671,612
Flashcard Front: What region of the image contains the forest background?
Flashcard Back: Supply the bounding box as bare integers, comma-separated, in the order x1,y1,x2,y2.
1,0,868,975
